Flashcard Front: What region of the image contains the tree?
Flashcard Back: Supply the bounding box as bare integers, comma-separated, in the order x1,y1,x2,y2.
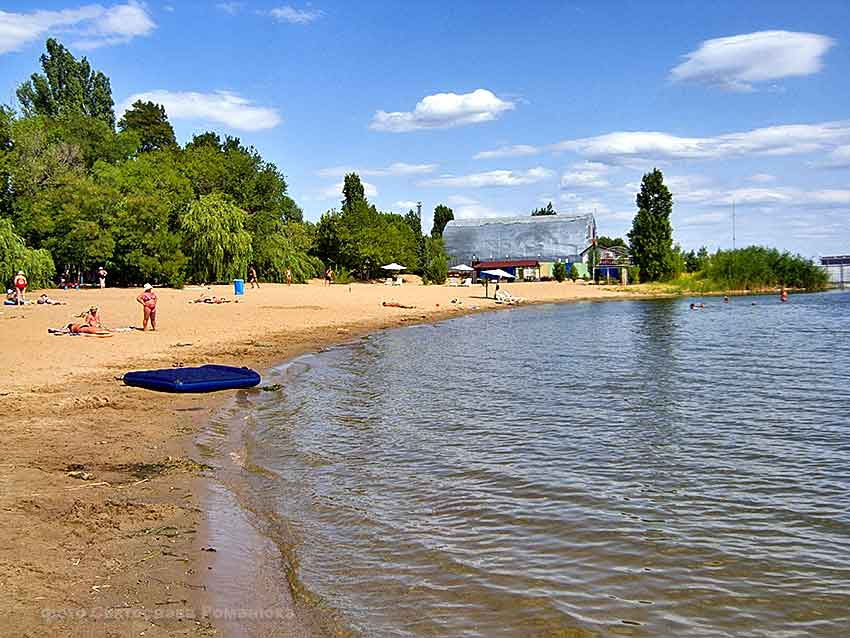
569,264,580,281
531,201,556,216
342,173,366,211
597,236,627,249
421,237,448,284
431,204,454,238
0,218,55,289
553,261,567,282
17,39,115,128
404,208,424,272
180,193,252,283
118,100,177,153
627,168,674,281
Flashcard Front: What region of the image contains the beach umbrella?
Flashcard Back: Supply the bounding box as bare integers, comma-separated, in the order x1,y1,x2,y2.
480,268,516,279
450,264,474,272
382,263,406,271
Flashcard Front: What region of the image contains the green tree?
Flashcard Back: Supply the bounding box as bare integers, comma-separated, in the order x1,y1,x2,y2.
531,201,556,216
568,263,579,281
404,208,424,272
431,204,454,238
0,218,55,289
597,236,627,249
181,193,252,283
553,261,567,282
118,100,177,153
628,168,674,281
17,39,115,128
342,172,366,211
421,236,448,284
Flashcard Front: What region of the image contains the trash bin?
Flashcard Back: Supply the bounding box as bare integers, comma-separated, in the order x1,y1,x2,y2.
234,279,245,295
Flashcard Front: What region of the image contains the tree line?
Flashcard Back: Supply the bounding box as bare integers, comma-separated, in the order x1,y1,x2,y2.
0,39,454,289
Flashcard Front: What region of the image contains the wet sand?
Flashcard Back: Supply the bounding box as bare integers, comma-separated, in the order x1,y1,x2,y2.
0,278,639,637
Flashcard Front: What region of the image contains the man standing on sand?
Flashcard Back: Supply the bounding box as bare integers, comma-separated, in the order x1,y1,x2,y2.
13,271,27,305
248,266,259,289
286,267,292,286
137,283,158,331
324,267,333,286
97,266,108,288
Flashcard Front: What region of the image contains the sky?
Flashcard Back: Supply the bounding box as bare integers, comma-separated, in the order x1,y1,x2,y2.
1,1,849,257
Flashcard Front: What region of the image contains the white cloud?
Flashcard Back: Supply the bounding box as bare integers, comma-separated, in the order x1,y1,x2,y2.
474,144,540,160
370,89,515,133
216,2,242,15
748,173,776,183
559,193,631,221
269,5,324,24
560,161,610,189
0,2,154,54
394,200,419,211
475,120,850,166
119,90,281,131
444,195,512,219
671,30,835,91
322,180,377,199
72,1,156,49
421,167,553,188
317,162,437,178
815,145,850,168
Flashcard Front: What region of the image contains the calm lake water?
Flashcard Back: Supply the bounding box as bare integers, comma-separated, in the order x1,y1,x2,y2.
212,291,850,637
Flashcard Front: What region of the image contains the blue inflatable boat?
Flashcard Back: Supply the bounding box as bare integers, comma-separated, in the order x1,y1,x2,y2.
123,364,261,393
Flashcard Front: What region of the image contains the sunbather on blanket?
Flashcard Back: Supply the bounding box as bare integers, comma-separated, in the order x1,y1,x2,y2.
37,294,66,305
67,322,111,335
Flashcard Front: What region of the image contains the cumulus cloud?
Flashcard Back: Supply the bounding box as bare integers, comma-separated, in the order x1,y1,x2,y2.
317,162,437,178
560,161,610,189
421,167,554,188
370,89,515,133
474,144,540,160
119,90,281,131
748,173,776,183
269,5,324,24
0,2,155,54
671,30,835,91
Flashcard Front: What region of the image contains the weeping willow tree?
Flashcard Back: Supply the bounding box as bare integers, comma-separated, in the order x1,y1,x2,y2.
180,192,252,283
247,210,323,283
0,218,55,289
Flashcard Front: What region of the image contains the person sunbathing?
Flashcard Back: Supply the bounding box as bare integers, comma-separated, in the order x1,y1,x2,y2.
84,305,104,326
190,293,231,304
37,294,66,305
66,322,110,335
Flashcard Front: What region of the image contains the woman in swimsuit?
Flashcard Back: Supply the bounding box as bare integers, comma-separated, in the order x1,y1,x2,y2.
66,323,110,335
137,283,158,331
84,305,103,327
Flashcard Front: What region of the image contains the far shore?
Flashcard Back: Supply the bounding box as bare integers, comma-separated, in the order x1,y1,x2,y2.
0,277,779,636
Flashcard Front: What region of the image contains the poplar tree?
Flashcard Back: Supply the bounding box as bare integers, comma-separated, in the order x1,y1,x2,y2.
628,169,674,281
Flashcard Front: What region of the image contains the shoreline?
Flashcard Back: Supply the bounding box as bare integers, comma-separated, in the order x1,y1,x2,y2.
0,278,769,636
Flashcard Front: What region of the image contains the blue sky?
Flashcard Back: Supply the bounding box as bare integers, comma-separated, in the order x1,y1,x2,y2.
2,1,849,257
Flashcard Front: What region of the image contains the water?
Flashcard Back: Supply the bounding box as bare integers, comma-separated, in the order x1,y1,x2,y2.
215,292,850,637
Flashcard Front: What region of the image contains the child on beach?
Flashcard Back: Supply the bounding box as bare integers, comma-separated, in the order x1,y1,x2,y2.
249,266,259,289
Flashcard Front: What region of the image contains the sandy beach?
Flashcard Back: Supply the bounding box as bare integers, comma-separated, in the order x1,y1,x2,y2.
0,279,637,637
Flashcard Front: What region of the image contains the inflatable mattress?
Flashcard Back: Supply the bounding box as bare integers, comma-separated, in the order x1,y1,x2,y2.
123,364,261,393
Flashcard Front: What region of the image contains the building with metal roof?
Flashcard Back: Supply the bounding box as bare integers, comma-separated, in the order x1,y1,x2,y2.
442,214,597,273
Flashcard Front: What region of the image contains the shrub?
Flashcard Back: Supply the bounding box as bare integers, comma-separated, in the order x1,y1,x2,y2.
568,263,579,282
553,262,567,282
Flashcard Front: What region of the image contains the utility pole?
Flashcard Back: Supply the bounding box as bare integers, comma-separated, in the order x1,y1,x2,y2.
732,199,736,251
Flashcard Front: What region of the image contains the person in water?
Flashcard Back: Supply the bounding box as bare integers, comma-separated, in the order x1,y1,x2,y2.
723,296,730,303
137,283,158,331
780,288,789,303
